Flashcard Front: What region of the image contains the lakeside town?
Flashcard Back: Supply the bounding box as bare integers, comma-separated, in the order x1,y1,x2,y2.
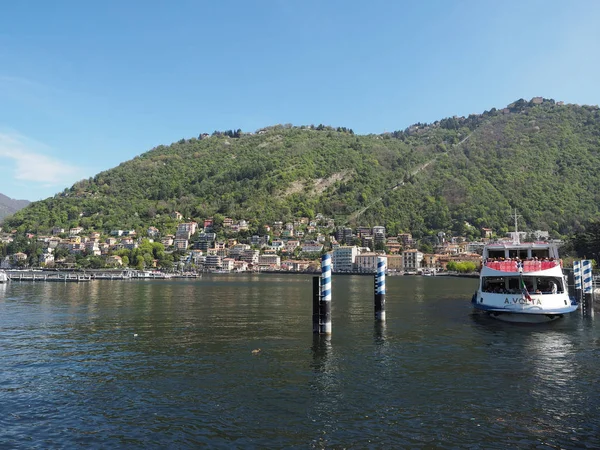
0,210,555,275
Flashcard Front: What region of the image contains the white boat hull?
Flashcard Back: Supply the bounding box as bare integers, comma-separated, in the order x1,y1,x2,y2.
472,291,578,322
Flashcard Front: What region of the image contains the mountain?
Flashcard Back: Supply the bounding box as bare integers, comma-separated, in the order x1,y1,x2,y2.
0,193,30,222
3,98,600,239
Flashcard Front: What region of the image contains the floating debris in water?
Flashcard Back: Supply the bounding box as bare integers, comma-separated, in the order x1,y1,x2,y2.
251,348,261,355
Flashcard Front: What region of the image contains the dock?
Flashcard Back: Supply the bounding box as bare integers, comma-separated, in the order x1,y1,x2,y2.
5,271,92,282
3,269,200,282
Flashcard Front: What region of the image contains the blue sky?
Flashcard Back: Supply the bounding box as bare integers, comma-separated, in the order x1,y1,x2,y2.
1,0,599,201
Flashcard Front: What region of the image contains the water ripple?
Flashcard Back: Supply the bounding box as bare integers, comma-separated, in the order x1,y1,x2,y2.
0,277,598,448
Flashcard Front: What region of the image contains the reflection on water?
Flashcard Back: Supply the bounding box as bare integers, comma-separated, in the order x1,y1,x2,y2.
413,275,425,303
0,276,598,448
311,334,332,373
374,321,387,345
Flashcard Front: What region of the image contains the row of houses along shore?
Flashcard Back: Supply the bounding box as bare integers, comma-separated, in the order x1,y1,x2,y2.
1,212,554,273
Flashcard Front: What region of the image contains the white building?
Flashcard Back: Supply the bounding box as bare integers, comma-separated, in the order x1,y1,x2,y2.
39,251,55,266
222,258,235,271
270,240,285,251
204,255,222,270
69,227,84,236
240,249,260,265
85,241,101,256
177,222,198,239
230,244,251,258
402,249,424,271
258,254,281,269
216,247,229,258
332,246,358,272
301,242,324,254
355,253,385,273
372,226,386,239
189,250,204,264
284,240,300,253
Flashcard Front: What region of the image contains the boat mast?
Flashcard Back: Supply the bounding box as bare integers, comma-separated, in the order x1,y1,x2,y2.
513,208,520,245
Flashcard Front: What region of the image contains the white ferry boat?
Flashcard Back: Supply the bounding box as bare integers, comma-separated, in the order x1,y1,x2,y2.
472,239,578,323
0,270,8,283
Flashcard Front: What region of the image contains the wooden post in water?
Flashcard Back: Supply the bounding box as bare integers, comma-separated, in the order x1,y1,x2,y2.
573,261,583,308
319,254,332,334
312,276,321,334
582,259,594,316
374,256,386,322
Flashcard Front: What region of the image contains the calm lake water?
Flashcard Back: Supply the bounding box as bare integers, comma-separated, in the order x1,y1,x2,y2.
0,275,598,449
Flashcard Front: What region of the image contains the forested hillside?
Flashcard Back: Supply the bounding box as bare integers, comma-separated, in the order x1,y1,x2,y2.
4,98,600,239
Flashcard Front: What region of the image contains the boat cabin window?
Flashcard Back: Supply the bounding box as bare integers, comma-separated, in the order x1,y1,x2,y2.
531,249,550,259
482,277,507,293
507,277,520,291
535,277,562,294
482,276,562,294
508,249,528,259
487,250,505,259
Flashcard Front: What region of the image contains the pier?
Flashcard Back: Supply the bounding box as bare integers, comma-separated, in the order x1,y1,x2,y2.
3,269,197,282
5,270,92,282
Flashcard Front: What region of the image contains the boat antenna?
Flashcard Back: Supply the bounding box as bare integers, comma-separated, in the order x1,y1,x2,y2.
512,208,521,244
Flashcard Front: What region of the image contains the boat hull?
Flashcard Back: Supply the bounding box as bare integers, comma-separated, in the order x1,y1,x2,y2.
485,310,565,323
472,293,578,323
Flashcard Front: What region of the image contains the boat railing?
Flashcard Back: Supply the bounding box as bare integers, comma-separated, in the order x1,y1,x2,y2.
485,260,560,271
485,261,518,271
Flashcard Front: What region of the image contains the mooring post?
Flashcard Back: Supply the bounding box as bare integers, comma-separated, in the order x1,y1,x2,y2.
574,261,582,307
375,256,386,321
312,276,321,334
319,254,332,334
582,259,594,316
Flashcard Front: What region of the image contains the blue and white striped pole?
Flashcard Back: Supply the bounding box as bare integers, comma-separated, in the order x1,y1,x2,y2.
582,259,594,315
375,256,386,321
319,254,332,334
574,260,582,290
582,260,593,294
